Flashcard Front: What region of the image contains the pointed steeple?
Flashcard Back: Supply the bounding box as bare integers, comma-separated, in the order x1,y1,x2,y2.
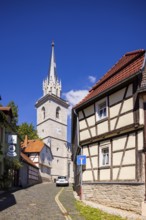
43,41,62,97
48,41,57,83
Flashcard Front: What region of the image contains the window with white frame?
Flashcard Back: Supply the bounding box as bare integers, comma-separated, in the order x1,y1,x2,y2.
96,99,107,121
100,146,110,166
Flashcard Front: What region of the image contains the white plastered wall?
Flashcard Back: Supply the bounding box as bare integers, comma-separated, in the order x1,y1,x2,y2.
97,121,108,135
139,97,144,125
80,130,90,141
84,105,94,117
113,166,135,180
100,169,110,180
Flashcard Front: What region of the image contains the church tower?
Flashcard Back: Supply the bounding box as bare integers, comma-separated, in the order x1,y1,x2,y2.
35,41,69,180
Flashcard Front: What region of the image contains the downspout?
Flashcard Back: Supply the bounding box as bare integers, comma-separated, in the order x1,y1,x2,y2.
143,102,146,201
73,109,83,199
73,109,79,159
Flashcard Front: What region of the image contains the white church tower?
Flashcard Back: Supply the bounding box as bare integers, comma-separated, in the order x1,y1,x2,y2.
35,41,70,181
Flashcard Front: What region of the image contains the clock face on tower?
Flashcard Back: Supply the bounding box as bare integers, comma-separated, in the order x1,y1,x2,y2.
56,128,61,134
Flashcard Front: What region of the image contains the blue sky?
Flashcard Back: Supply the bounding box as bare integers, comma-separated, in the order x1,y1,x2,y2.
0,0,146,141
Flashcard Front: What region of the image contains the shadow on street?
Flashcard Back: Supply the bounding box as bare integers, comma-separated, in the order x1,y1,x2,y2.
0,192,16,211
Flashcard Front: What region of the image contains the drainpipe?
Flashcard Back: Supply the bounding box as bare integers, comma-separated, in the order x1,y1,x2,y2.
143,102,146,201
73,109,83,199
73,109,79,161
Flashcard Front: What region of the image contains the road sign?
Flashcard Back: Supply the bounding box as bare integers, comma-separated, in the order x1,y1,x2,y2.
8,135,17,144
77,155,86,165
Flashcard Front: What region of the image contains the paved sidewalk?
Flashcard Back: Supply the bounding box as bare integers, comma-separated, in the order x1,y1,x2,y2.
59,185,85,220
73,191,145,220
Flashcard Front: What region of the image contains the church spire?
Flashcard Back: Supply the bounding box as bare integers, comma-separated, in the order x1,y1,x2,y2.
48,41,57,83
43,41,62,97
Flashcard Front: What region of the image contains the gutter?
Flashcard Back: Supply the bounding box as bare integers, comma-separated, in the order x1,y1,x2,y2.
74,70,142,111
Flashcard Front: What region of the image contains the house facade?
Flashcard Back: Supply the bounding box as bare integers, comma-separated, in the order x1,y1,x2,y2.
0,107,21,188
72,49,146,216
19,152,39,187
21,136,53,181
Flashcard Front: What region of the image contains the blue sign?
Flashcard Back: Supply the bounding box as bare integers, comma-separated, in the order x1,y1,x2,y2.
77,155,86,165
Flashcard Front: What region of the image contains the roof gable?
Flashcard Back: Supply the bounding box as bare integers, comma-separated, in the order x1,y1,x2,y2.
75,49,145,108
21,152,38,168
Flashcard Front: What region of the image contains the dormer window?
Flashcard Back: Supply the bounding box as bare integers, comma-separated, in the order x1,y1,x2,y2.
42,107,45,119
56,106,61,119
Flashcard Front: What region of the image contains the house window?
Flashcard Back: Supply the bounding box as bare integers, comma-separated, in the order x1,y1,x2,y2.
96,99,107,121
100,146,110,166
42,107,45,119
56,106,61,119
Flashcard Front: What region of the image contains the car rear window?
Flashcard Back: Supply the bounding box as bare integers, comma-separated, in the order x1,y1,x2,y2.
58,176,66,179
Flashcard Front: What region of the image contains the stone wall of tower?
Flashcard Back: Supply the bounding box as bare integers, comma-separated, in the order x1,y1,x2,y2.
36,96,69,179
36,98,68,141
47,138,68,178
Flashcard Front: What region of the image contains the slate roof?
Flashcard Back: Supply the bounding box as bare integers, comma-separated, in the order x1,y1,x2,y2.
74,49,145,109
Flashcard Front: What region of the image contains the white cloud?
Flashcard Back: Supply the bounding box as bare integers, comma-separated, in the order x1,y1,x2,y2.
88,75,96,83
63,75,96,118
63,90,88,117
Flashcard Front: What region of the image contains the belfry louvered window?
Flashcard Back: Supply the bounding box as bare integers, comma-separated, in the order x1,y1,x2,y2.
56,106,61,119
42,107,45,119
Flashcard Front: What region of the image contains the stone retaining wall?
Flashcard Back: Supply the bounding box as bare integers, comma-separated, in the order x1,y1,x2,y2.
83,183,145,214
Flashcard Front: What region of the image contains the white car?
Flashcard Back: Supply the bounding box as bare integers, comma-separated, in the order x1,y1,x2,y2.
56,176,69,187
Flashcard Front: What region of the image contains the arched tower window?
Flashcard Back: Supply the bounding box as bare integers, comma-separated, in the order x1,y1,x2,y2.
42,107,45,119
56,106,61,119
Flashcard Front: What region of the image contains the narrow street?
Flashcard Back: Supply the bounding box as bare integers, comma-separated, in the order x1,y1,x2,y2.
0,183,84,220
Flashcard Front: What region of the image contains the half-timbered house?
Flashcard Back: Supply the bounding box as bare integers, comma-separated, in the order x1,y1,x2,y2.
21,135,53,182
19,152,39,187
72,49,146,217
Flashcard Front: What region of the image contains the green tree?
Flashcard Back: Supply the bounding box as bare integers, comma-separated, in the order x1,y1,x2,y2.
7,101,18,128
17,122,39,140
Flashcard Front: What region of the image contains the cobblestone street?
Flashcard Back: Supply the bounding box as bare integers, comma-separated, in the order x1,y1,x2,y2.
0,183,84,220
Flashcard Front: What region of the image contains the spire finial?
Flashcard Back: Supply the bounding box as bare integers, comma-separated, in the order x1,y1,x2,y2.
51,40,54,47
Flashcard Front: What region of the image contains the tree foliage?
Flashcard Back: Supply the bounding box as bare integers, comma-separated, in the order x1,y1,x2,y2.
17,122,39,140
1,100,38,140
7,101,18,128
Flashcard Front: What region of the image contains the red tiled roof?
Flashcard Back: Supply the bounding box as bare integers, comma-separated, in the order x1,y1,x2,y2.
21,152,38,168
23,139,44,153
75,49,145,108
